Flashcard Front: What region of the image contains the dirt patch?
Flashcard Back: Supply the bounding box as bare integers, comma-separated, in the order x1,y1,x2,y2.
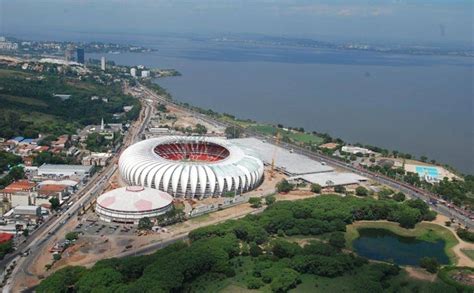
405,266,437,282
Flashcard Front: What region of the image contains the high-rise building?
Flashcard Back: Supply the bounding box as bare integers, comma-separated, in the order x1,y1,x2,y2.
130,68,137,77
76,48,85,64
65,44,75,63
101,56,106,71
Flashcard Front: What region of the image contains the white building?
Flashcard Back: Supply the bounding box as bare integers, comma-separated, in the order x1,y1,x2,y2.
101,56,106,71
341,145,374,155
96,186,173,224
141,70,150,78
37,164,93,180
130,68,137,77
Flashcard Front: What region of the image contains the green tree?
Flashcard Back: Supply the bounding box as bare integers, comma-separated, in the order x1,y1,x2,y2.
22,229,29,237
224,126,242,139
310,183,322,194
334,185,346,194
392,192,406,202
36,266,86,293
276,179,294,193
249,242,263,257
265,195,276,206
66,232,79,241
138,217,153,230
328,232,346,250
49,197,60,211
419,257,439,273
355,186,368,196
249,197,262,208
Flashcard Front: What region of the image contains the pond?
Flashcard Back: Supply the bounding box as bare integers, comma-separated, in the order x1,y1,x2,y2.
352,228,450,266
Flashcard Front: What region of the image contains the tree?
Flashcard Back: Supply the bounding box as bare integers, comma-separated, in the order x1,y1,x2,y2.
8,166,24,180
265,195,276,206
194,124,207,135
249,242,262,257
249,197,262,208
328,232,346,250
36,266,86,293
334,185,346,194
395,207,421,229
49,197,60,211
270,268,301,292
138,217,153,230
392,192,406,202
66,232,79,241
420,156,428,162
276,179,294,193
355,186,368,196
310,184,322,194
419,257,439,273
225,126,242,139
22,229,29,237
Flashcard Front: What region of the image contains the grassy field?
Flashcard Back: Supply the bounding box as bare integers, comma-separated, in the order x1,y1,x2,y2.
345,221,459,264
0,94,49,107
0,68,32,78
461,249,474,261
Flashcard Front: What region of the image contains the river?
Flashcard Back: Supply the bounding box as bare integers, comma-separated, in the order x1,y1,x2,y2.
83,35,473,174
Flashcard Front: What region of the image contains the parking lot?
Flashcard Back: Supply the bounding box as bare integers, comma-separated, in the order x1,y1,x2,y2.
72,214,138,237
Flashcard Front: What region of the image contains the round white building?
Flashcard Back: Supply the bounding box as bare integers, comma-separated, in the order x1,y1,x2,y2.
118,136,264,199
95,186,173,224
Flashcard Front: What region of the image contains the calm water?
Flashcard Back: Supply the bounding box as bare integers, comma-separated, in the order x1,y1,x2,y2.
352,228,449,266
82,35,473,174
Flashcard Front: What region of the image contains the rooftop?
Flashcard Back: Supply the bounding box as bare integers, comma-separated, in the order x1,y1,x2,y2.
0,180,36,193
289,172,367,187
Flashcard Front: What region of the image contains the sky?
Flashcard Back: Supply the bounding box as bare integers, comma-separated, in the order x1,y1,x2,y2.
0,0,472,45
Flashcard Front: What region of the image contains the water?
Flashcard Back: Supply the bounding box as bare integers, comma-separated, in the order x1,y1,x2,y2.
83,35,473,174
352,228,449,266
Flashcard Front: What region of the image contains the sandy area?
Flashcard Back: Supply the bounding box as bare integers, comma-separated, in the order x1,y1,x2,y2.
405,267,437,282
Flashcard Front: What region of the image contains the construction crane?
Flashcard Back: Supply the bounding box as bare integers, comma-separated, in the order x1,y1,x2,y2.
270,131,281,180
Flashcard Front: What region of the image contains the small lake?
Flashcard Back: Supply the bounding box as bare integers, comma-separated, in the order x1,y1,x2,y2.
352,228,449,266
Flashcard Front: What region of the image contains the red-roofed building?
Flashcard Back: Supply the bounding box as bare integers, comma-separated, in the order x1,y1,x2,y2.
0,180,37,207
0,233,13,243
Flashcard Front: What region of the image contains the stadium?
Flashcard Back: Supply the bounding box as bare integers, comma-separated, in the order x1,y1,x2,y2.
118,136,264,199
95,186,173,224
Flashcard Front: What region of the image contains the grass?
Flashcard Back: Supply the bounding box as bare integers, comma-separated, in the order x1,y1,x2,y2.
0,68,32,78
345,221,459,265
0,94,49,107
461,249,474,261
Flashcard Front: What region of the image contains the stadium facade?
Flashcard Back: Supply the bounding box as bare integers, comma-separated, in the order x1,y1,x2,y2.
118,136,264,199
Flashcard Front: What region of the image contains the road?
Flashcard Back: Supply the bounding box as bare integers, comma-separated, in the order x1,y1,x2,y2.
138,83,473,229
4,89,155,292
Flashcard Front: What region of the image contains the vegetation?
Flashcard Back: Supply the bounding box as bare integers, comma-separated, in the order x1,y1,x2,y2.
355,186,368,196
0,240,13,260
456,228,474,243
393,192,406,202
265,195,276,206
224,126,243,139
438,266,474,292
0,165,25,189
310,183,322,194
334,185,346,194
0,68,140,139
49,197,60,211
276,179,294,193
248,197,262,208
419,257,440,273
138,217,153,230
37,195,446,292
66,232,79,241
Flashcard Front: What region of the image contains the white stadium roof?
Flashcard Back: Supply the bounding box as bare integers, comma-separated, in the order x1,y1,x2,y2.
96,186,173,213
232,137,333,175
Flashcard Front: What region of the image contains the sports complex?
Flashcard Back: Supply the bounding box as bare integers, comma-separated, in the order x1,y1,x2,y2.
118,136,265,199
